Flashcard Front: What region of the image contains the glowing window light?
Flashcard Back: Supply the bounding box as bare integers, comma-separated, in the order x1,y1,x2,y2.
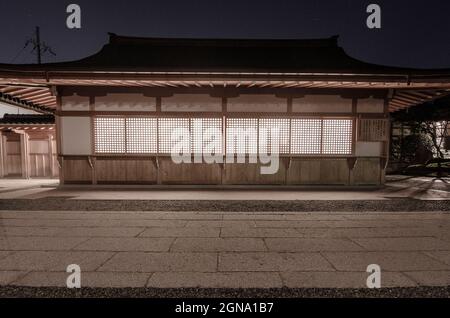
290,119,322,154
226,118,258,154
158,118,190,153
322,119,353,154
191,118,222,154
259,118,290,154
94,117,126,153
126,117,157,154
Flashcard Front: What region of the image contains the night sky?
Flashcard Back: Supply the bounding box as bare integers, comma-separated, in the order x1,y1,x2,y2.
1,0,449,68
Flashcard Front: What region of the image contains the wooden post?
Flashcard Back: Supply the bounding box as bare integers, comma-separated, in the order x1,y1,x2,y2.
1,134,7,177
0,131,4,178
20,132,30,179
48,134,55,177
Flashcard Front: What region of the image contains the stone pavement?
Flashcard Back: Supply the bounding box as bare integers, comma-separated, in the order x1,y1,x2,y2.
0,210,449,288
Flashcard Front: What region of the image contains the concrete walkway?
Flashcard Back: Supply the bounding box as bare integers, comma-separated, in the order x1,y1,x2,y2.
0,175,448,200
1,210,449,288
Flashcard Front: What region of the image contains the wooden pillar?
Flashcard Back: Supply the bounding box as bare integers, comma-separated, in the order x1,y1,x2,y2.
0,131,4,178
48,134,55,178
20,132,30,179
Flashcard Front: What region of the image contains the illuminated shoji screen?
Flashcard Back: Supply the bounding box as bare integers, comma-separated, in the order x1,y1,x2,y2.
158,118,190,153
191,118,223,154
259,118,290,154
93,116,353,156
126,117,157,154
94,117,126,153
290,119,322,154
322,119,353,154
226,118,258,154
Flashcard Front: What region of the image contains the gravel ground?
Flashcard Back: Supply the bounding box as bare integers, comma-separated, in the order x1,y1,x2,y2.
0,286,449,298
0,198,449,212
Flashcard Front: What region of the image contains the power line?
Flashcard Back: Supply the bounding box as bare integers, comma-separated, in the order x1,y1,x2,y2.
21,26,56,64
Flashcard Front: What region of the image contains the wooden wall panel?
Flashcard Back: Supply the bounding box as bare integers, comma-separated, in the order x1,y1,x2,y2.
29,140,50,177
6,154,21,175
160,159,221,184
5,140,21,176
287,159,348,185
96,159,157,184
63,159,92,183
353,158,381,185
224,163,286,185
319,159,349,184
29,154,50,177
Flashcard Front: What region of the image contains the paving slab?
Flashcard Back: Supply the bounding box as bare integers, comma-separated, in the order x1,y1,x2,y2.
139,227,220,238
147,272,283,288
13,271,151,288
294,227,442,238
185,220,256,228
218,252,335,272
323,251,450,271
0,271,28,285
264,238,364,252
254,220,329,228
220,227,303,238
98,252,218,272
1,226,145,238
351,237,450,251
424,251,450,266
404,271,450,286
73,238,175,252
1,218,187,228
0,237,88,251
281,271,417,288
170,238,266,252
0,251,114,271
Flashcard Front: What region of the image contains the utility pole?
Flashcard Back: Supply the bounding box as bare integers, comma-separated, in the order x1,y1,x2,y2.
22,26,56,64
35,26,41,64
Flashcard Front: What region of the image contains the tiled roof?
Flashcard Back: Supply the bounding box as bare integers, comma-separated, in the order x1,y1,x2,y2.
1,33,449,74
0,114,55,125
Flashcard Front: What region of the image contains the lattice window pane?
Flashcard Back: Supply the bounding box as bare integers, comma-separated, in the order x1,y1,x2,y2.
94,117,126,153
322,119,353,154
158,118,190,153
259,118,290,154
358,119,388,141
290,119,322,154
126,117,157,154
226,118,258,154
191,118,222,154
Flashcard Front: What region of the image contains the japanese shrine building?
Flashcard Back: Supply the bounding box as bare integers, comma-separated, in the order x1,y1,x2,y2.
0,34,449,186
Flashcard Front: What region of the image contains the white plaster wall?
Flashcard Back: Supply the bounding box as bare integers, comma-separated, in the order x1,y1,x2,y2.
95,94,156,111
357,97,385,113
61,95,90,111
61,117,92,155
355,141,382,156
227,95,287,112
162,94,222,112
292,95,352,113
0,102,40,116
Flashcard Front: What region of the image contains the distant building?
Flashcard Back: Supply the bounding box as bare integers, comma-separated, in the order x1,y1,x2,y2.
0,113,56,178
